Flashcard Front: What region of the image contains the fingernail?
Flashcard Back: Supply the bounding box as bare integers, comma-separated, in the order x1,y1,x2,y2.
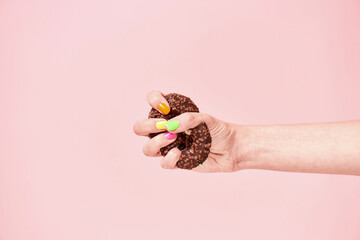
166,120,179,131
165,132,176,140
158,103,170,115
156,120,167,130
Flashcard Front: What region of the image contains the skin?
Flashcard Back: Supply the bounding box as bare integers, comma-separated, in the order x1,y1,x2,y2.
133,90,360,175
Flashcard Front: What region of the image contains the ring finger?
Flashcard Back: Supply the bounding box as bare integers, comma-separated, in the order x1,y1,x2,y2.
142,132,177,157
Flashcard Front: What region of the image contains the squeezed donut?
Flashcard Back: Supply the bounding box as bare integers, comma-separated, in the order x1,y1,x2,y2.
148,93,212,169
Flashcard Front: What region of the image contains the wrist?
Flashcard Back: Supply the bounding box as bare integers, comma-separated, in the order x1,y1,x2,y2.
231,124,262,171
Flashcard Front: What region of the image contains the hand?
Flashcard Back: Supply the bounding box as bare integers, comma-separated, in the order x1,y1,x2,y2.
133,90,241,172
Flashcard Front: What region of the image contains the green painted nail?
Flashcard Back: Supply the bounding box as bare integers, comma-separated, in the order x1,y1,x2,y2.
166,120,179,131
198,163,202,166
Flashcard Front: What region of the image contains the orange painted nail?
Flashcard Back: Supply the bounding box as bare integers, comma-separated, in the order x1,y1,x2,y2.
158,103,170,115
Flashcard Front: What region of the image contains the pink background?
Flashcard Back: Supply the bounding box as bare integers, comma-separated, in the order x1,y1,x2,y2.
1,0,360,239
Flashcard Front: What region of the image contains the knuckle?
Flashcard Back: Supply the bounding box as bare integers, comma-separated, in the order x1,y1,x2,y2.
147,90,157,98
183,112,195,123
142,144,153,157
161,150,180,169
147,90,160,102
143,135,163,157
204,113,214,123
133,120,141,135
160,160,171,169
201,113,215,127
202,113,210,119
167,149,178,158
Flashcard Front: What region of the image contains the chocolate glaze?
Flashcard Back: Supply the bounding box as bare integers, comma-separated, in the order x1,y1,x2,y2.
148,93,212,169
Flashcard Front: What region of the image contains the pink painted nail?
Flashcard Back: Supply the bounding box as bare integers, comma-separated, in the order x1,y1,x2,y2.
165,132,176,140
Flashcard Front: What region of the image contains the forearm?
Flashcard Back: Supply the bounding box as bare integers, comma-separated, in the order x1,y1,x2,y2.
234,120,360,175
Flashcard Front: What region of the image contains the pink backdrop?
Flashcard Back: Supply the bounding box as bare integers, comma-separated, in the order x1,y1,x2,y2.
1,0,360,239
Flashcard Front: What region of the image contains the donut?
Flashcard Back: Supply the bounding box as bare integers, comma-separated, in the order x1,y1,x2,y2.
148,93,212,169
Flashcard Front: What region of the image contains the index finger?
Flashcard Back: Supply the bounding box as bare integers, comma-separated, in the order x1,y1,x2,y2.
147,90,171,115
165,112,216,133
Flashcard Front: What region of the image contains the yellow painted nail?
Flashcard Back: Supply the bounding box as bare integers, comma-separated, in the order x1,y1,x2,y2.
158,103,170,115
156,120,167,130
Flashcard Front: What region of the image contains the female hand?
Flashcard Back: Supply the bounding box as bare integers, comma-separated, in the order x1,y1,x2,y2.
133,90,242,172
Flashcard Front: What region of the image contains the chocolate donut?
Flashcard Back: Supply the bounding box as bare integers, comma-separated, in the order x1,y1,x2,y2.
148,93,212,169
